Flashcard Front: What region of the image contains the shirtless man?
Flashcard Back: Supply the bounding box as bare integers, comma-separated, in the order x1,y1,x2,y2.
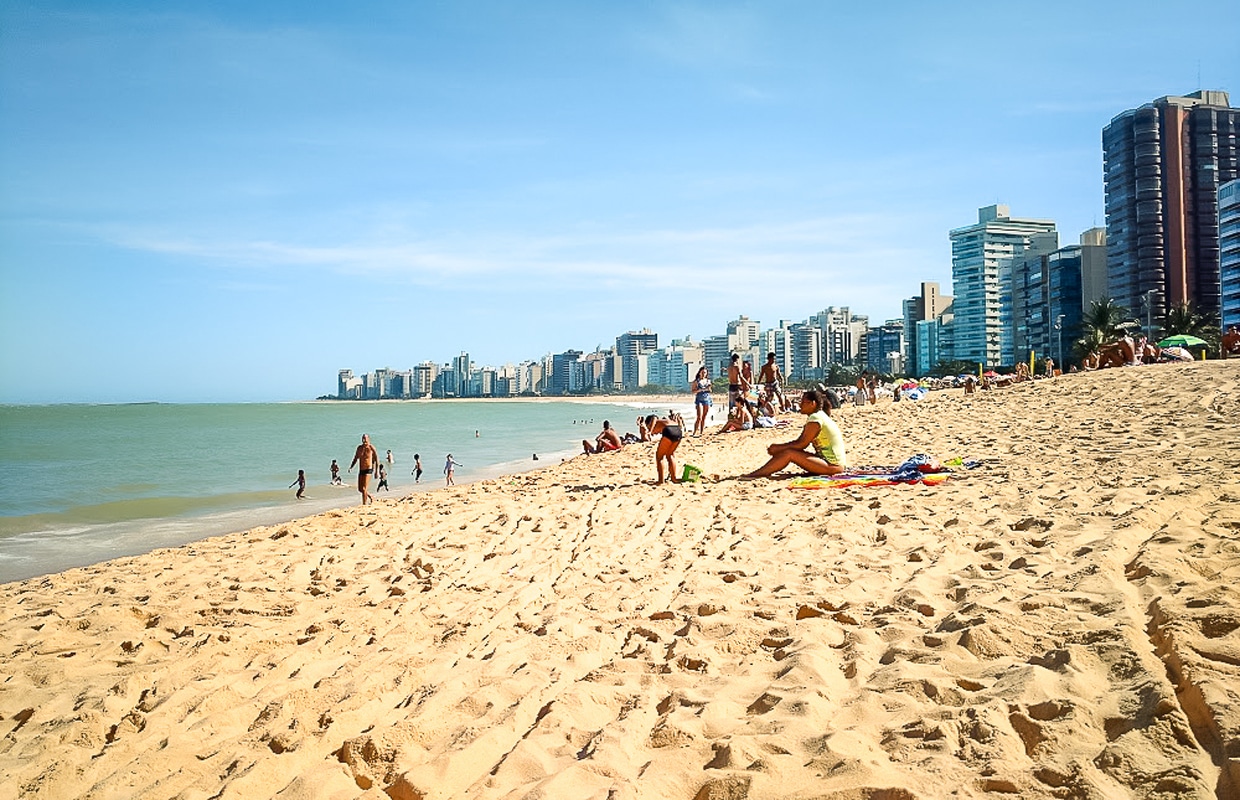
348,433,379,505
758,353,785,410
582,420,623,455
727,354,743,409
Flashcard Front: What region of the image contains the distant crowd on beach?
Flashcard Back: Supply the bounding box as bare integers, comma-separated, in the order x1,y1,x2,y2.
303,328,1240,502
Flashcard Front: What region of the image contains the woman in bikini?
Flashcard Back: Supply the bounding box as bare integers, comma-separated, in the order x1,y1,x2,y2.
644,414,684,484
690,367,712,436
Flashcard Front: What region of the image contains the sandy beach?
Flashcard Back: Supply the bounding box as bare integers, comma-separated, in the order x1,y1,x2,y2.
2,361,1238,799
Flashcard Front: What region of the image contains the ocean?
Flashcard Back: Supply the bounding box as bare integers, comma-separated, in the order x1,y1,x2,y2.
0,399,686,583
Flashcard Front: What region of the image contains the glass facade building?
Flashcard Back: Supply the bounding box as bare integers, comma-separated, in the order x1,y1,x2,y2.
1222,179,1240,330
1103,91,1239,323
950,205,1057,367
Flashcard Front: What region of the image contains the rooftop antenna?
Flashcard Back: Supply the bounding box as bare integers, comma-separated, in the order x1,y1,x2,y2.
1197,60,1202,91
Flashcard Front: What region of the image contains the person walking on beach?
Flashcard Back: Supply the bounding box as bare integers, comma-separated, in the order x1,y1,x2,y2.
375,462,390,492
691,367,712,436
289,469,306,499
349,433,379,505
412,453,423,483
444,453,461,485
330,459,342,485
744,390,846,479
644,414,683,484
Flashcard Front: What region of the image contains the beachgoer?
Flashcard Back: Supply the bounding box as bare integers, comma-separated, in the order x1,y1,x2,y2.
289,469,306,499
1223,326,1240,358
758,353,785,411
866,373,878,404
740,360,755,405
744,389,847,478
636,416,651,442
719,402,753,433
582,420,623,455
348,433,379,505
1044,357,1055,378
412,453,423,483
644,414,683,484
386,449,393,464
330,459,342,485
727,354,742,409
691,367,712,436
444,453,461,485
376,463,389,492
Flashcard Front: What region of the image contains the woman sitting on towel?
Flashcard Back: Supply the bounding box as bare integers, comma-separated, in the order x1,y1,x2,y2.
744,390,846,478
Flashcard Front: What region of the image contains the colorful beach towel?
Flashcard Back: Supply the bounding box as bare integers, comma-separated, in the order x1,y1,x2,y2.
787,454,976,490
788,472,951,490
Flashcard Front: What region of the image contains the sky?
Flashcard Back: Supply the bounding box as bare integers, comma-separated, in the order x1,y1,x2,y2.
2,1,1237,403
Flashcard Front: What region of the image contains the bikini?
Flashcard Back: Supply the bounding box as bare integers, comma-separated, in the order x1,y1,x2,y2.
661,424,683,443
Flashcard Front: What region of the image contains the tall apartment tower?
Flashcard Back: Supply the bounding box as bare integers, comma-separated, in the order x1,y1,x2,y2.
1102,90,1239,322
615,329,658,390
1221,179,1240,329
950,205,1057,367
902,282,951,376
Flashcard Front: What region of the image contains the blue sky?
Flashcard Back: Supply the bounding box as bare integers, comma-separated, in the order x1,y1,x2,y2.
2,1,1237,402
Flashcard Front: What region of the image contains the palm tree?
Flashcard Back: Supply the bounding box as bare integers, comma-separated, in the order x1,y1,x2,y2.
1160,301,1220,349
1081,298,1136,342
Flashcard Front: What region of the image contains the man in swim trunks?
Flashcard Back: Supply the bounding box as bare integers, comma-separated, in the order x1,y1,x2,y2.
758,352,785,410
349,433,379,505
1223,326,1240,358
727,354,743,408
583,420,623,455
744,390,847,478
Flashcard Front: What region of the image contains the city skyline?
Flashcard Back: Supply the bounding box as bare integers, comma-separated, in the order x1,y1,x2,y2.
3,2,1238,403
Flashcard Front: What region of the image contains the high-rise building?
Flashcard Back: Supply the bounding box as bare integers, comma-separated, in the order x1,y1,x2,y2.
1002,232,1061,365
902,282,951,376
865,320,905,374
1221,179,1240,329
1103,90,1239,323
1078,228,1109,309
950,205,1057,367
764,323,794,379
615,329,658,390
811,307,868,366
790,323,822,380
550,350,582,395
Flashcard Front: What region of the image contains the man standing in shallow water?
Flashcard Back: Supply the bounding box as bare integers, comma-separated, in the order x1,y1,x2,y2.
349,433,379,505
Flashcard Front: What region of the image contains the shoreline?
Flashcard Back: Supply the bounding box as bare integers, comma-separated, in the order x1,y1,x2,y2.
3,361,1238,799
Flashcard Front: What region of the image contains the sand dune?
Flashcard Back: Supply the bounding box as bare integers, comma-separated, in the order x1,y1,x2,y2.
2,361,1238,799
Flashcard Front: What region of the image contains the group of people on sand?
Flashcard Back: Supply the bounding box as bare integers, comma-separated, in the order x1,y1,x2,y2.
580,350,849,485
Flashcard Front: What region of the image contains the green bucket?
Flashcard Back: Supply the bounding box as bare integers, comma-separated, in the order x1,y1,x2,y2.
681,463,702,482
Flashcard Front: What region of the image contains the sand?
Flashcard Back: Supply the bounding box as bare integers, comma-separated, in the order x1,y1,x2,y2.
2,361,1238,800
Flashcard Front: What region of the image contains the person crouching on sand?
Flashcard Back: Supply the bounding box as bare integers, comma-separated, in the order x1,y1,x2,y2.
744,390,846,478
644,414,683,484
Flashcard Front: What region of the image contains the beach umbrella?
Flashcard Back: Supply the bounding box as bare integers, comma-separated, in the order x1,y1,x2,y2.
1157,334,1208,348
984,370,999,377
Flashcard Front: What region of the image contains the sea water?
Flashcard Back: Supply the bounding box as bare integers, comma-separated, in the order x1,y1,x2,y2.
0,400,684,583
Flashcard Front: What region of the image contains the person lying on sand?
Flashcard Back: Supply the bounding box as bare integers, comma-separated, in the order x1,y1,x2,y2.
744,390,846,478
582,420,623,455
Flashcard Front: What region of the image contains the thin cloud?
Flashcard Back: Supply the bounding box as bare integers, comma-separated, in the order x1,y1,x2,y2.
102,214,921,299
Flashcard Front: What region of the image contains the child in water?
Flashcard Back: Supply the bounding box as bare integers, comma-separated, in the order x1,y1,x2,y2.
289,469,306,499
644,414,683,484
